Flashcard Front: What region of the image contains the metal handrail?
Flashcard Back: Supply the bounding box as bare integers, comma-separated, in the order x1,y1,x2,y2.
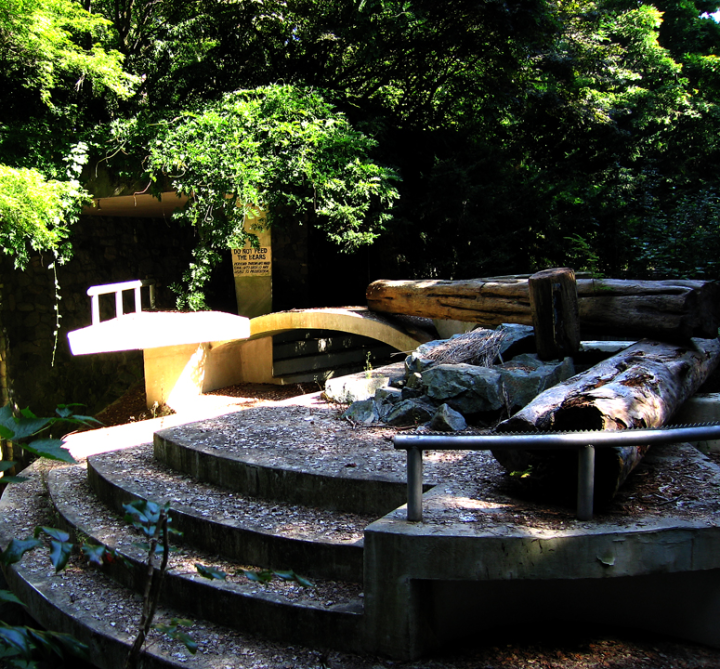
393,422,720,522
86,280,156,325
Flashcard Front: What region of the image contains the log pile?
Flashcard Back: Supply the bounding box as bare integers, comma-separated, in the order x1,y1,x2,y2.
366,276,720,341
493,338,720,501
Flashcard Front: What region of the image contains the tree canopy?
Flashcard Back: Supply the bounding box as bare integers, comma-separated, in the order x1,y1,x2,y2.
0,0,136,268
2,0,720,298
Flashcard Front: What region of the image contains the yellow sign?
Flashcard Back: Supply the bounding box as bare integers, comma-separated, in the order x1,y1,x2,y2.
232,246,272,277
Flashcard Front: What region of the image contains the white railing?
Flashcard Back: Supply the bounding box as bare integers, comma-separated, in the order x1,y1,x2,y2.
86,280,156,325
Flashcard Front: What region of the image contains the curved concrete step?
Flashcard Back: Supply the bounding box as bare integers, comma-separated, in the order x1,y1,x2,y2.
0,460,370,669
48,463,366,654
87,444,368,582
153,404,451,516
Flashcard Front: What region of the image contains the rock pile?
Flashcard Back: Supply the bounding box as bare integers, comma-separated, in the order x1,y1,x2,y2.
331,324,574,430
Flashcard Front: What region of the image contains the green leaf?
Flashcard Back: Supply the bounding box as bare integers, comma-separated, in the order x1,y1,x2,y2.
48,540,73,572
0,626,31,658
36,527,70,543
0,476,27,484
238,568,274,583
195,563,227,580
293,573,314,588
22,439,75,463
0,461,17,473
273,569,313,587
81,543,107,566
0,538,42,566
0,590,25,607
155,619,196,655
46,630,89,660
0,406,52,441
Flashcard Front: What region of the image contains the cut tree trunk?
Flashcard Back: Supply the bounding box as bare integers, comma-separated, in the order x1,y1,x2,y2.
365,276,720,340
528,268,581,360
493,338,720,501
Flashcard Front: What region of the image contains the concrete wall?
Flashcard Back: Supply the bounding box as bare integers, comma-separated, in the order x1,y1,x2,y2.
0,212,381,415
0,215,195,415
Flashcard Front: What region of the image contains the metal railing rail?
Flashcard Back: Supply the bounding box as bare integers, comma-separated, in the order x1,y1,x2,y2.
86,280,156,325
394,422,720,522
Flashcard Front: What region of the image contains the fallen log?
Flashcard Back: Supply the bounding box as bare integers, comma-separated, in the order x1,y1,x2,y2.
493,338,720,501
366,276,720,340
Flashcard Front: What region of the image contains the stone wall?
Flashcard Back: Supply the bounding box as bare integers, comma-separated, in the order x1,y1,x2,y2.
0,215,195,415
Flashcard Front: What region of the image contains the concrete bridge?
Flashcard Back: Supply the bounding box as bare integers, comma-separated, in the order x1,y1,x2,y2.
67,281,432,409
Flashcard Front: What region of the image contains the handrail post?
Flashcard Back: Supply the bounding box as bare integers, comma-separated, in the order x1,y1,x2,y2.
91,295,100,326
115,290,124,319
134,285,142,314
407,446,424,522
577,444,595,521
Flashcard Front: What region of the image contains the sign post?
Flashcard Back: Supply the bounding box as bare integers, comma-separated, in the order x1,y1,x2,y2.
232,212,272,318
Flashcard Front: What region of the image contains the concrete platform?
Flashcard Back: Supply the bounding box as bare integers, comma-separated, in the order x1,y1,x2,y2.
11,393,720,662
67,308,430,410
364,442,720,658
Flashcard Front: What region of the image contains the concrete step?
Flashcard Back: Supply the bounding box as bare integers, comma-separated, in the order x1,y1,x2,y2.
152,403,414,517
48,462,366,654
0,460,368,668
86,444,368,582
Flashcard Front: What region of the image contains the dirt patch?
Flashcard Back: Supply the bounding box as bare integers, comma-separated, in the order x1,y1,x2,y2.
94,382,319,426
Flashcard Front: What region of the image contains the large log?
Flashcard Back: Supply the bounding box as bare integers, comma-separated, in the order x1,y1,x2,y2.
366,276,720,340
493,338,720,501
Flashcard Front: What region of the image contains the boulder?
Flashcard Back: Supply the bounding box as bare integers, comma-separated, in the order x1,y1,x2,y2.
324,362,405,403
423,363,505,414
383,398,436,427
429,404,467,432
497,354,575,410
340,399,379,425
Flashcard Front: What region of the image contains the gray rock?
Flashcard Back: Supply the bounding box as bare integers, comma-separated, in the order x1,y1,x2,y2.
324,362,405,403
406,372,423,389
423,363,504,414
383,398,436,427
404,350,435,375
341,399,379,425
496,323,536,359
429,404,467,432
374,387,402,404
498,354,574,409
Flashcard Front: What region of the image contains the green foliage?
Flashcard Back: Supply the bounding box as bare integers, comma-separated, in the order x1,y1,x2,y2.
34,527,73,572
0,0,138,106
238,567,313,588
0,165,89,269
0,623,89,667
154,619,197,655
148,85,399,307
195,564,227,580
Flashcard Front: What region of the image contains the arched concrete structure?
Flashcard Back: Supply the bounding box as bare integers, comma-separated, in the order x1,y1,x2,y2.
249,307,432,351
68,307,431,409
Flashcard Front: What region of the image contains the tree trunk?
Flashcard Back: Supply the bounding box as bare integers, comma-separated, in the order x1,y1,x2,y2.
528,268,580,360
493,338,720,501
365,276,720,340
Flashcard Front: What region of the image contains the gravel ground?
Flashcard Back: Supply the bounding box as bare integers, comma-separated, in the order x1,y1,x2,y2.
5,383,720,669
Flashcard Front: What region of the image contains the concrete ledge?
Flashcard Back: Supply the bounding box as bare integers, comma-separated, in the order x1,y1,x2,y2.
153,407,411,517
67,311,251,355
363,443,720,658
673,393,720,451
86,450,365,583
50,465,366,654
